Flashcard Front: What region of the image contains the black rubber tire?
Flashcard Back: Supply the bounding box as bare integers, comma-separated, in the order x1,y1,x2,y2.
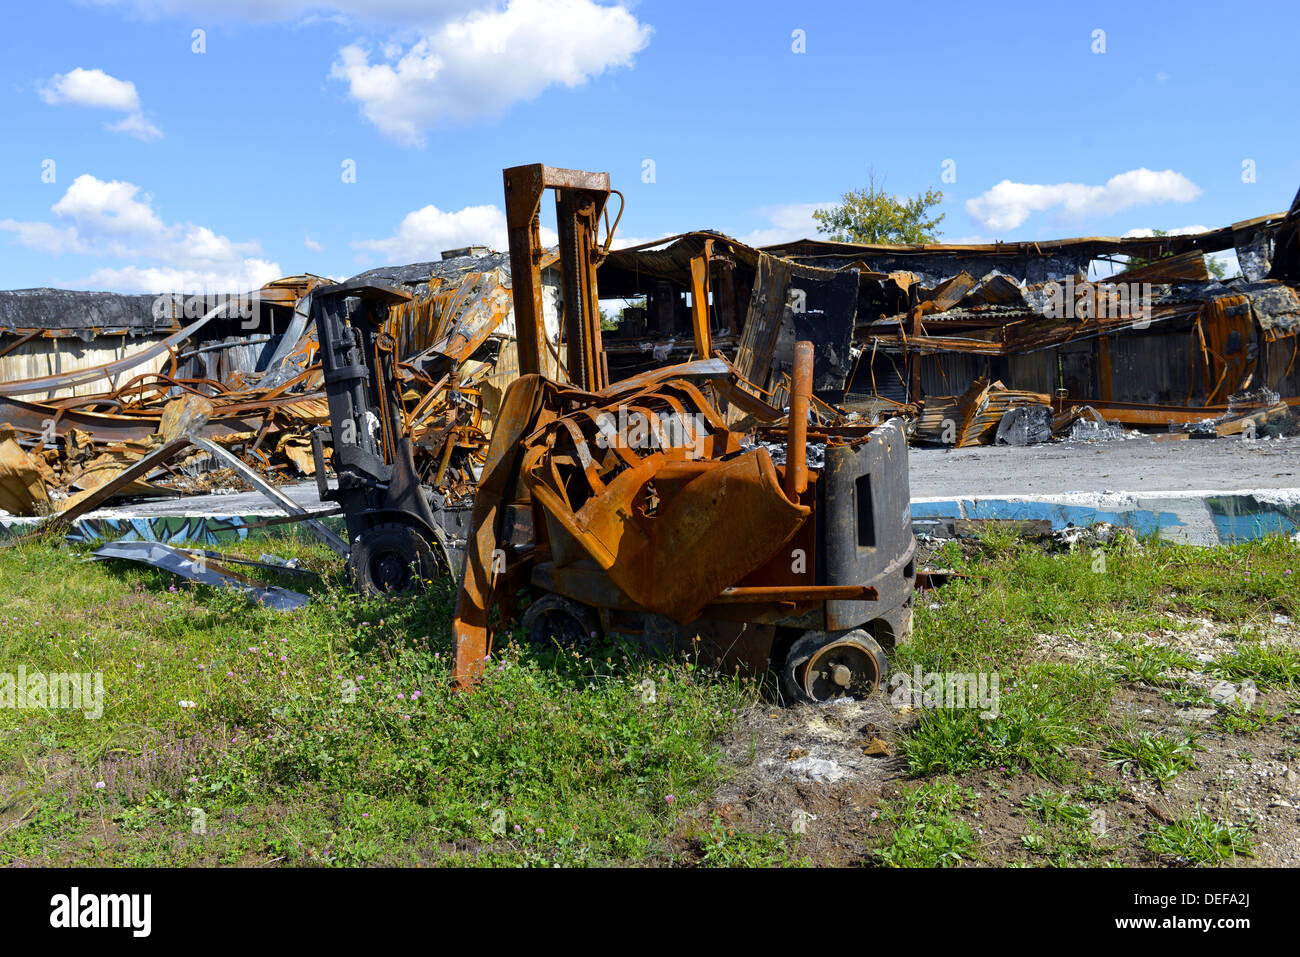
781,628,889,704
346,523,446,596
520,593,602,649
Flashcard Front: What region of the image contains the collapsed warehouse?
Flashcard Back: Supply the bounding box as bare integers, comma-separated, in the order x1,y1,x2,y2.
600,186,1300,443
1,182,1299,521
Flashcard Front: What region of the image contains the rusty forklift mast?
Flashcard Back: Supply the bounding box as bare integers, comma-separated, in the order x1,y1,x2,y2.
504,164,613,390
451,165,619,685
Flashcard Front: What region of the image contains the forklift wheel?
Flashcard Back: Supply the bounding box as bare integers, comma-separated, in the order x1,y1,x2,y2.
521,594,601,649
347,523,446,596
782,629,889,704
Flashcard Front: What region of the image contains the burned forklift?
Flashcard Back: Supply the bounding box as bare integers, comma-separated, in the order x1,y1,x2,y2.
308,278,468,592
313,164,915,704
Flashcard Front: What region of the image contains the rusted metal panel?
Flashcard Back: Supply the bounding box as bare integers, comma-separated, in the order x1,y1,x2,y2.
0,424,50,515
689,247,712,359
732,253,792,393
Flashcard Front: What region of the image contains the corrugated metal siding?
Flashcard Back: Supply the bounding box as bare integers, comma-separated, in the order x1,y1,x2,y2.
1009,349,1056,394
1108,331,1204,404
849,351,908,402
1266,335,1300,396
0,334,169,399
173,335,284,384
921,352,982,397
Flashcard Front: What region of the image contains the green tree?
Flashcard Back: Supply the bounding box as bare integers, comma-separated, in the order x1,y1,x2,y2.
813,171,945,245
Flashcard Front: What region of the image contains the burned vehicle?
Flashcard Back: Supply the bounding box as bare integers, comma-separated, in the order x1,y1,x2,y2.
311,165,916,703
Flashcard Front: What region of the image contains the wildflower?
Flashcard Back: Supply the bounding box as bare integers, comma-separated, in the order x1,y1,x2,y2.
94,781,106,790
665,794,675,805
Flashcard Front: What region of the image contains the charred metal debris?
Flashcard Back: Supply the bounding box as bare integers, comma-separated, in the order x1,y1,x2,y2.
4,184,1298,520
2,168,1298,701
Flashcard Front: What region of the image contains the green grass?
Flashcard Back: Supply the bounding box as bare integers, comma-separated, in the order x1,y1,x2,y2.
1145,808,1255,865
1214,706,1284,735
899,534,1299,785
1020,790,1092,826
1212,643,1300,691
693,813,803,867
874,782,979,867
0,537,754,866
901,663,1114,779
1105,730,1203,784
1107,642,1197,686
2,528,1296,867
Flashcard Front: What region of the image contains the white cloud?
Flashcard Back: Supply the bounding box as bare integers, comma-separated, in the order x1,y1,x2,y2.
106,111,164,141
52,175,166,235
354,202,556,261
608,231,675,250
0,220,88,256
1120,225,1209,238
81,0,483,27
330,0,652,145
734,202,830,247
39,67,140,111
965,169,1202,232
304,235,324,252
38,67,162,140
0,174,279,293
81,261,283,293
178,224,264,264
81,2,649,143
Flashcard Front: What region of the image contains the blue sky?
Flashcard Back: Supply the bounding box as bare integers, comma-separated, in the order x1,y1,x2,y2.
0,0,1296,292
